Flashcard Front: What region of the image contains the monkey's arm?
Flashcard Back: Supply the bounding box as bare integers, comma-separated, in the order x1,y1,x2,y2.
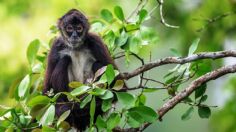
43,37,67,94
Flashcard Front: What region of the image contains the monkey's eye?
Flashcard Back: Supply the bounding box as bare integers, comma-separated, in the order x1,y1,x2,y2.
77,25,83,32
66,25,73,32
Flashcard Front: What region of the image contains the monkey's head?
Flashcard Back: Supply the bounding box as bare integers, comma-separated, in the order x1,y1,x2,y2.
58,9,89,48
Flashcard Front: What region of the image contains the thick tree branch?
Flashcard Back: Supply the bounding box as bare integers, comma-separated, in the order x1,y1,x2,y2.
119,50,236,80
115,64,236,132
140,64,236,130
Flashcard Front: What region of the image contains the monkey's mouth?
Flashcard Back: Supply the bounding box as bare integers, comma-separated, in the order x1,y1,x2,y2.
69,38,80,44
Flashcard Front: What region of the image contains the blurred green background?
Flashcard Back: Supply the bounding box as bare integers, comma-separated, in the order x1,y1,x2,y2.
0,0,236,131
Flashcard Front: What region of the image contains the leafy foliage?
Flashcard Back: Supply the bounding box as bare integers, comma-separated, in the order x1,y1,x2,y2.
0,2,221,132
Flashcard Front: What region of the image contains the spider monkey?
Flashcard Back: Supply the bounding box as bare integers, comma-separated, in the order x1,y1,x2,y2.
43,9,117,130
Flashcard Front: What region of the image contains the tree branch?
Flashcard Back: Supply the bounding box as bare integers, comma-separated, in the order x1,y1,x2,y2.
119,50,236,80
141,63,236,130
115,64,236,132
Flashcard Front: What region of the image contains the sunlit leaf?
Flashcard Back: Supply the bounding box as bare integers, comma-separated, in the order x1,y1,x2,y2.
68,81,84,88
80,94,92,108
18,74,30,99
42,126,56,132
57,110,71,127
100,90,114,100
27,39,40,67
101,9,113,23
28,95,51,107
136,94,146,106
115,30,129,46
39,105,55,126
94,66,107,81
70,86,90,96
112,80,124,91
129,36,142,54
139,9,148,23
188,38,200,55
30,104,49,120
125,24,140,32
114,6,125,21
58,121,70,131
105,64,115,85
49,25,58,34
89,88,106,96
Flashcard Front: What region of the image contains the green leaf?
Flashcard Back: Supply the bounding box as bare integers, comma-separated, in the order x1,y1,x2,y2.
18,74,30,98
129,36,142,54
103,31,116,51
101,9,113,23
80,94,92,108
49,25,58,34
200,95,208,103
115,30,129,46
40,105,55,126
112,80,124,91
100,90,114,100
114,6,125,21
30,104,49,120
116,92,135,108
181,106,194,121
91,22,104,33
125,24,140,32
89,88,106,96
27,39,40,67
143,88,159,93
126,111,143,128
128,106,158,123
70,86,90,96
58,121,70,131
96,115,107,129
32,63,44,73
195,84,207,99
139,9,148,23
94,66,107,81
90,97,96,127
42,126,56,132
28,95,51,107
107,113,121,130
102,98,113,112
136,94,146,106
68,81,84,88
188,38,200,55
198,106,211,118
105,64,115,85
57,110,71,127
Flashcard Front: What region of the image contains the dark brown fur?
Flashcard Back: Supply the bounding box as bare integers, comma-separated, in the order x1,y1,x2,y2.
43,9,116,131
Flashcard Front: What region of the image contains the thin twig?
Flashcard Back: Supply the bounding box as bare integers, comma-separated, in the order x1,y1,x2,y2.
156,0,179,28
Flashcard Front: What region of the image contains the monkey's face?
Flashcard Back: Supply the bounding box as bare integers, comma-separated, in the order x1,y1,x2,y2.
59,9,89,48
63,22,85,46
